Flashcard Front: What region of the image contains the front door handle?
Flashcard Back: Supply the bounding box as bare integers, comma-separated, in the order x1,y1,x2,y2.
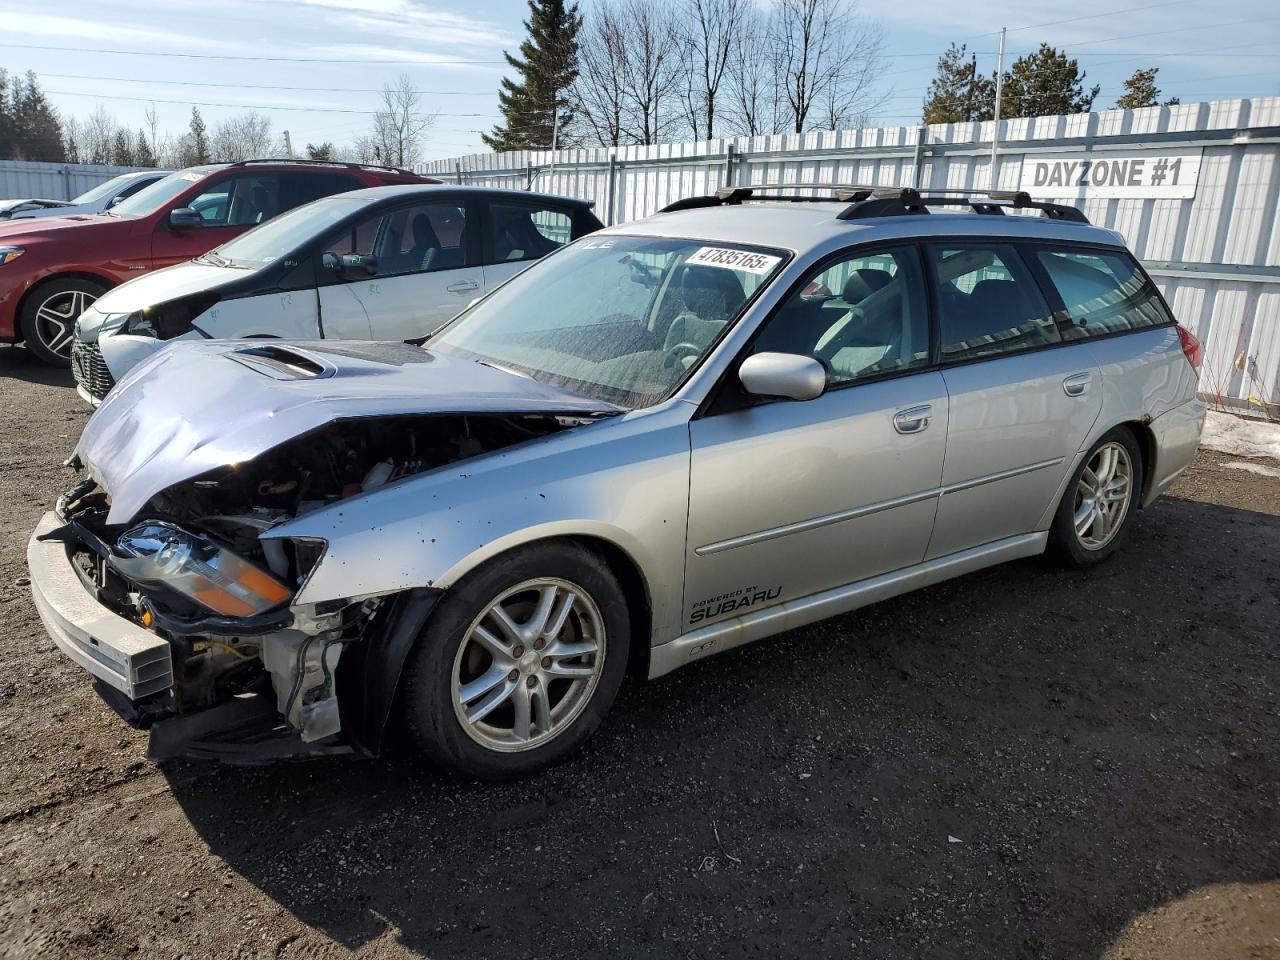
893,404,932,435
1063,372,1091,397
446,280,480,294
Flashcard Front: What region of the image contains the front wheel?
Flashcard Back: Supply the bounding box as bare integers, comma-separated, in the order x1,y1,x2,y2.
1050,428,1143,567
400,542,630,779
20,278,108,366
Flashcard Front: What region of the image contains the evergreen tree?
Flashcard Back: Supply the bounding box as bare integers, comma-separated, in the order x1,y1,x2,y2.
112,128,135,166
484,0,581,151
183,106,210,165
1,70,65,162
1116,67,1179,109
306,141,335,160
922,44,995,124
999,44,1099,118
134,127,157,167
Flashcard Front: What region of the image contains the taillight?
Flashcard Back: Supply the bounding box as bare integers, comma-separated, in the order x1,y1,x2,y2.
1177,324,1202,371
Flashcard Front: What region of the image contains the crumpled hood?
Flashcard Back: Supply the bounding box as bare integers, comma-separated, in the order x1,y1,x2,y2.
78,339,619,524
90,261,239,316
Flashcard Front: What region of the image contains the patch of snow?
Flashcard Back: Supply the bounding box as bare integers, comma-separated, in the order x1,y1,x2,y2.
1222,460,1280,479
1199,411,1280,461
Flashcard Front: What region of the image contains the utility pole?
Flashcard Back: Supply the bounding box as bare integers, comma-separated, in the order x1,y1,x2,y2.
283,129,294,159
967,53,977,121
990,26,1006,189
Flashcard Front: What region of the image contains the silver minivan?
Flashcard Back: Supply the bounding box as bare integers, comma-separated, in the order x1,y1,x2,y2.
29,186,1205,778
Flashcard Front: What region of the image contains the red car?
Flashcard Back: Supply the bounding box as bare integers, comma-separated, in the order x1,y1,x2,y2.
0,160,438,365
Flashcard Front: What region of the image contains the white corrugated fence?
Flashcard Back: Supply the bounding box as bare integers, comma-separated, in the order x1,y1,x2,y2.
0,161,151,203
423,97,1280,413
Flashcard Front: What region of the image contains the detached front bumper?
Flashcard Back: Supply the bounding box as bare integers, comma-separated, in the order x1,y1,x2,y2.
27,511,173,701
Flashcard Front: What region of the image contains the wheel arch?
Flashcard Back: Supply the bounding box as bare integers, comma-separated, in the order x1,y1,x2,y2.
1110,418,1157,507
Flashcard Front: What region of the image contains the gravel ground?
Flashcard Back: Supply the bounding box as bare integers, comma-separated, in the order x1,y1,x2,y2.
1,344,1278,960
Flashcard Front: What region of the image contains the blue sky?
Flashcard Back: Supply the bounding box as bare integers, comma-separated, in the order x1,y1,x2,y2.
4,0,1279,161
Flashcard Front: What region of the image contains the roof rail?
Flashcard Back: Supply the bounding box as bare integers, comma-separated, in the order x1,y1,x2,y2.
227,158,422,178
658,184,1089,223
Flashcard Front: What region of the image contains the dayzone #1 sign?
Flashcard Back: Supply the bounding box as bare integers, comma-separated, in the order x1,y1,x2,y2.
1019,149,1202,199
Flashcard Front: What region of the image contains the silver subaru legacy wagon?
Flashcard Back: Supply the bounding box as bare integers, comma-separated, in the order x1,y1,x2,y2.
28,186,1205,777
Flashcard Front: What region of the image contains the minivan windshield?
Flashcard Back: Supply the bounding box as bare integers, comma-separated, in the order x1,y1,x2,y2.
71,174,137,206
429,235,786,408
110,167,219,218
210,196,369,267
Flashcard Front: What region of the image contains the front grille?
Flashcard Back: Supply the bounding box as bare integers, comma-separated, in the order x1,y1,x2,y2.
71,338,115,401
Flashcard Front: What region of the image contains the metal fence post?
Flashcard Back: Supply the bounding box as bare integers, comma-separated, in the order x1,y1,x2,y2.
725,142,736,188
455,161,463,185
605,153,618,226
61,165,72,200
913,126,927,189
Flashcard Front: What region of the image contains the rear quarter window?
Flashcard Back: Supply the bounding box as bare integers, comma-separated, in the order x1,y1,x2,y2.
1035,248,1173,339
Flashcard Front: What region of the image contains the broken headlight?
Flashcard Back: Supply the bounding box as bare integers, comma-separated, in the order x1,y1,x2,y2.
114,521,292,617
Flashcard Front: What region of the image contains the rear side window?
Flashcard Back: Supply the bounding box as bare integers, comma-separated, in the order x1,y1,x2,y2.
927,244,1061,361
486,201,574,264
280,172,363,211
1035,248,1173,339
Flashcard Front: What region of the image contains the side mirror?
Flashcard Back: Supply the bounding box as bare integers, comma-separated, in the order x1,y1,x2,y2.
738,352,826,401
340,253,378,278
108,195,125,208
168,207,203,229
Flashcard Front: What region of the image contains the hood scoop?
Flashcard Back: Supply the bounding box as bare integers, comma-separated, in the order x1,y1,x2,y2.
228,344,335,380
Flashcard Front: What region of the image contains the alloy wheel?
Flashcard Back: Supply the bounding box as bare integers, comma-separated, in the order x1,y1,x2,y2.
33,289,95,359
451,578,606,753
1073,441,1134,551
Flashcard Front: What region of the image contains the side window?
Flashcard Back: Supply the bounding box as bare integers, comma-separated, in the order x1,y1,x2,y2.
114,178,154,202
320,213,385,280
186,174,281,227
373,201,469,276
279,172,363,212
487,201,570,264
751,246,930,385
1035,248,1172,339
928,244,1061,361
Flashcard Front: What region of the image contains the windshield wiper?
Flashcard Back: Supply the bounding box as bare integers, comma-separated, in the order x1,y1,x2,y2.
474,358,535,381
198,251,228,267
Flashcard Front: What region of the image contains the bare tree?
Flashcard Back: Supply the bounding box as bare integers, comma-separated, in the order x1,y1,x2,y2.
677,0,749,140
617,0,682,145
358,75,437,169
723,7,782,137
210,112,274,162
82,106,119,165
144,104,161,161
771,0,884,134
572,4,629,146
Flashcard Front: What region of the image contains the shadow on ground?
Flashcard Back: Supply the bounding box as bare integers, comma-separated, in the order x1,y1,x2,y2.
162,495,1279,959
0,343,74,388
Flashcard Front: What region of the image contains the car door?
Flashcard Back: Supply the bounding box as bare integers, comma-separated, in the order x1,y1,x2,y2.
318,196,481,342
685,244,947,629
152,174,245,268
481,199,582,290
925,241,1102,559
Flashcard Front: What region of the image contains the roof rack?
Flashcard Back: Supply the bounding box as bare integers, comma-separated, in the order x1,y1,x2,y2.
228,158,422,178
658,184,1089,223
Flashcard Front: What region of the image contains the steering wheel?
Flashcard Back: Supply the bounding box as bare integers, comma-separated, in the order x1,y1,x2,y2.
662,341,703,371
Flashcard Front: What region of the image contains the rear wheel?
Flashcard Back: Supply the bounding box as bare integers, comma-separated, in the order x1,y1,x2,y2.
20,278,107,366
1050,428,1143,567
400,542,630,779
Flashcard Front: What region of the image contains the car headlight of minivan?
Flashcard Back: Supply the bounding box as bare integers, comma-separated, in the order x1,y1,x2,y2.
0,245,25,266
113,521,292,617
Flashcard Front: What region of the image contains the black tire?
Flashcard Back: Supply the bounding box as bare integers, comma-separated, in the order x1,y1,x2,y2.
20,277,108,367
400,541,630,780
1049,426,1144,568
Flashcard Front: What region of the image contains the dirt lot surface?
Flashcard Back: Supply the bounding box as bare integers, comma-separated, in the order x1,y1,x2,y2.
2,345,1278,960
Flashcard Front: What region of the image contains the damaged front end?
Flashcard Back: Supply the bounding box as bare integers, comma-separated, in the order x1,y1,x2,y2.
31,340,616,762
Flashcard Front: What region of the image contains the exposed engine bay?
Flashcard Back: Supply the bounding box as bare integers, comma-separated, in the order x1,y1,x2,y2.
53,412,580,759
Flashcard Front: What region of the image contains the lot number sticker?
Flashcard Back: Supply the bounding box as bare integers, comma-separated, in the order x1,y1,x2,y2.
1018,149,1202,199
686,247,781,275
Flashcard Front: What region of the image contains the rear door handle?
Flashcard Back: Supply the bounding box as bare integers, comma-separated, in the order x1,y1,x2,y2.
446,280,480,294
1063,372,1091,397
893,404,932,435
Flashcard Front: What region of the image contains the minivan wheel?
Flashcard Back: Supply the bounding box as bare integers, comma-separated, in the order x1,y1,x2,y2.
1050,428,1143,568
20,278,107,366
400,542,630,779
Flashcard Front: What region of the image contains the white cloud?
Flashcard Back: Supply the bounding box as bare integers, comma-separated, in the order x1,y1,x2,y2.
4,12,223,48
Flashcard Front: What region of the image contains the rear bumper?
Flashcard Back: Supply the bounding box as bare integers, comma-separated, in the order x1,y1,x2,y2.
1144,397,1207,506
27,511,173,701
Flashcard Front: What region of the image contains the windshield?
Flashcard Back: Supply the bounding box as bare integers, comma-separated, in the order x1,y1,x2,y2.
429,235,786,408
210,196,369,267
71,174,137,206
110,168,214,218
